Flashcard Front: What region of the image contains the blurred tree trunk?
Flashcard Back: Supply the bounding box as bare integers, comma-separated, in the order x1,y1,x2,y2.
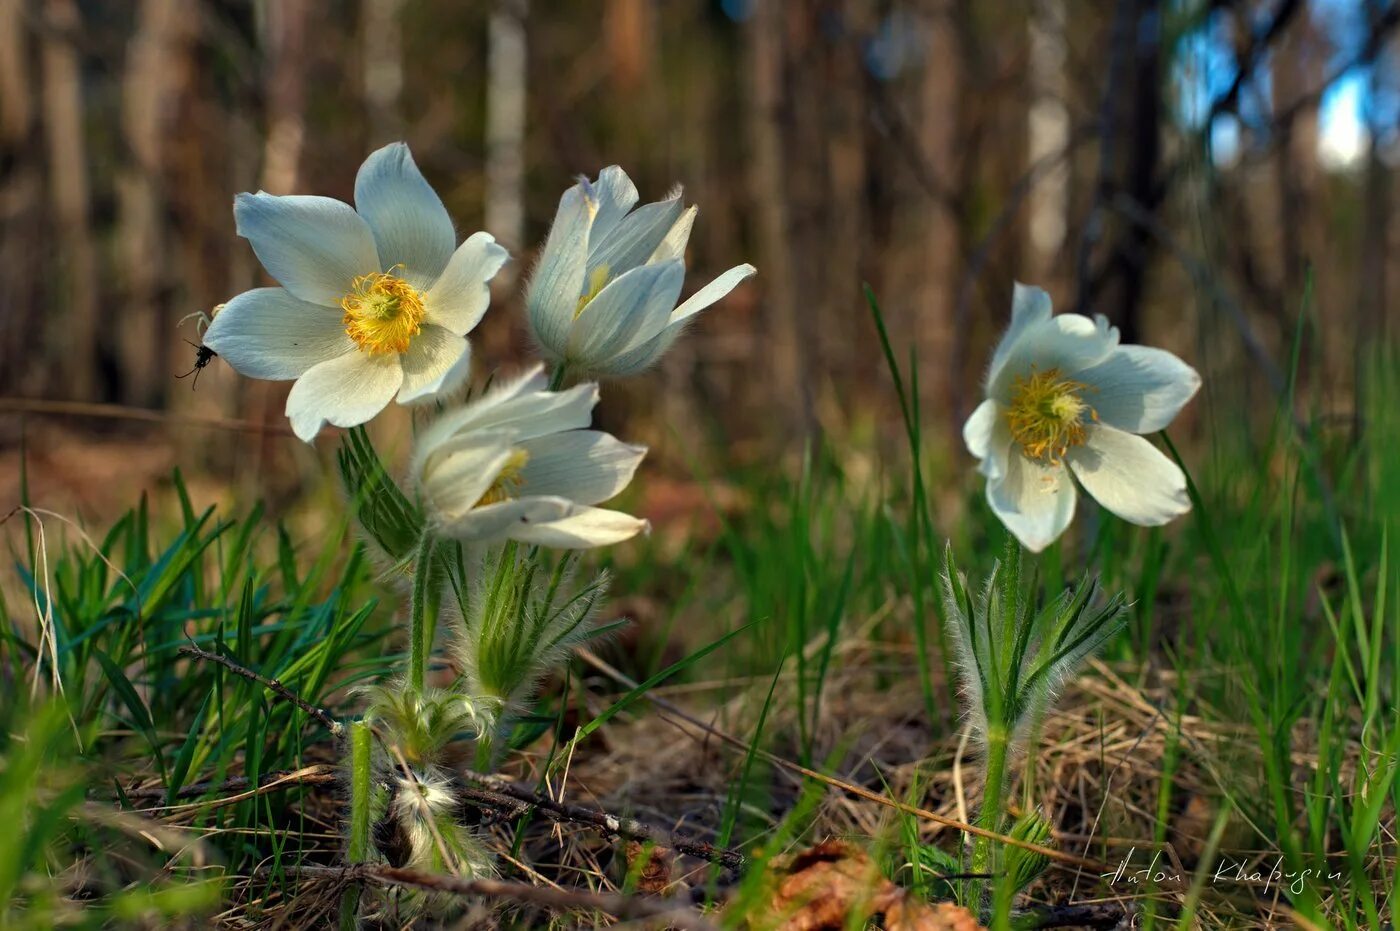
879,1,962,425
261,0,308,195
1269,9,1326,404
40,0,99,400
485,0,528,260
0,0,31,143
746,0,816,443
1026,0,1068,286
118,0,194,407
1079,0,1161,344
1358,0,1393,430
363,0,404,143
0,0,43,400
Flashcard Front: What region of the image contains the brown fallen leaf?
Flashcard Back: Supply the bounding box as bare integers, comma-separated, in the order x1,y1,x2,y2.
624,839,674,896
748,839,985,931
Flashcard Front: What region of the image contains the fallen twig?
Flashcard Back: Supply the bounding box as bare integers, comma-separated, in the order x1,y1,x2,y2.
266,862,719,929
178,644,344,737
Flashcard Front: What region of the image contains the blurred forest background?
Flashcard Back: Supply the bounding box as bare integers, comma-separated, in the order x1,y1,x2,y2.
0,0,1397,517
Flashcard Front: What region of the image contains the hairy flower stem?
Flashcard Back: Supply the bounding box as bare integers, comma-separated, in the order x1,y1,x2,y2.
408,532,437,694
340,721,372,929
972,727,1011,893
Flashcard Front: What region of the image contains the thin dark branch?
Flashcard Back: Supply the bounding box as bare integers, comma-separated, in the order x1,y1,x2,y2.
1206,0,1304,127
458,773,745,873
268,863,720,929
178,644,344,737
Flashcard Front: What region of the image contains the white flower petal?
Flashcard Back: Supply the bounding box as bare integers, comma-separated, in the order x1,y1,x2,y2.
203,287,353,380
397,324,471,404
670,263,756,325
285,351,403,442
987,452,1077,553
567,260,684,368
1068,426,1190,526
472,383,596,437
527,185,594,358
436,496,574,543
587,194,684,277
987,282,1054,388
424,231,509,334
518,431,645,505
420,437,515,520
354,143,455,290
988,313,1120,402
234,193,378,306
649,205,696,264
1077,346,1201,434
588,166,640,245
601,327,673,377
507,505,649,549
963,399,1000,461
421,376,597,451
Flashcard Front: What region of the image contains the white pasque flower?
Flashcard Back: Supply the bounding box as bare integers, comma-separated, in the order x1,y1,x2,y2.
204,143,509,442
526,166,755,377
964,283,1202,552
412,365,648,549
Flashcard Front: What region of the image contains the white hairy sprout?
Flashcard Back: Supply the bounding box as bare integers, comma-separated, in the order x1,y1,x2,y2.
449,544,611,715
390,767,496,878
940,539,1128,747
360,684,499,769
941,536,1127,914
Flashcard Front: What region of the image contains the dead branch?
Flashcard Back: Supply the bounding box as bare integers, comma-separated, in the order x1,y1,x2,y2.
178,644,344,737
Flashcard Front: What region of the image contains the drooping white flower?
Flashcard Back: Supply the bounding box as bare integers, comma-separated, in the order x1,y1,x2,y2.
412,365,648,548
204,143,509,442
526,166,755,377
964,283,1201,552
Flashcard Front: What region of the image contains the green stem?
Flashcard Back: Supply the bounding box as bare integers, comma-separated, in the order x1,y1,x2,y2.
408,531,436,694
548,362,570,391
972,727,1011,890
340,721,372,930
346,721,372,861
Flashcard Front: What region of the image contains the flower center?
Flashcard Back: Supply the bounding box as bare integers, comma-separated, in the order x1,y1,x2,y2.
573,264,612,319
475,449,531,507
1005,367,1097,465
341,268,426,354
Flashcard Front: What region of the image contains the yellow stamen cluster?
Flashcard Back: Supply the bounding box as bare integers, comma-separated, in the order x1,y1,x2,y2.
341,269,426,354
573,264,612,319
475,449,531,507
1005,367,1097,465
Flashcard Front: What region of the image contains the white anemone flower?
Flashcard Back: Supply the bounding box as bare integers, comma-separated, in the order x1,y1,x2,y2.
964,283,1202,552
526,166,755,377
204,143,509,442
412,365,648,549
